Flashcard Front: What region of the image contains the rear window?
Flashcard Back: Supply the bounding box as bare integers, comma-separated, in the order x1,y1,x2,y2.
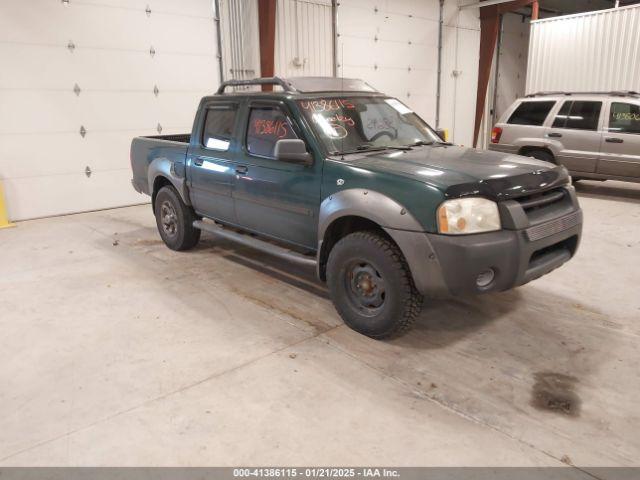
507,101,555,126
552,101,602,131
202,105,238,150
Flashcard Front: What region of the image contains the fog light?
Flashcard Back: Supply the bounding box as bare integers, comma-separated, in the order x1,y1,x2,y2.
476,268,495,288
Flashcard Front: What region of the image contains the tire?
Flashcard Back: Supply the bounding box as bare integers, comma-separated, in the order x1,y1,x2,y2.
154,185,201,251
525,149,556,164
326,231,423,339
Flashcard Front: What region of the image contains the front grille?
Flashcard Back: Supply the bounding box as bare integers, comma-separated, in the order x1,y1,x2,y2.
526,210,581,241
516,188,566,212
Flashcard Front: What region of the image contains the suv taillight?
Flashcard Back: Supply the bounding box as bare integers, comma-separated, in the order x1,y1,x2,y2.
491,127,502,144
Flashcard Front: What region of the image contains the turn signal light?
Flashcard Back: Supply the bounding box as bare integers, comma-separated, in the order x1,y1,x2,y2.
491,127,502,144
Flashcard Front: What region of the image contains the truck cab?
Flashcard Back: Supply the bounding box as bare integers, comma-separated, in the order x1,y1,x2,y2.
131,76,583,339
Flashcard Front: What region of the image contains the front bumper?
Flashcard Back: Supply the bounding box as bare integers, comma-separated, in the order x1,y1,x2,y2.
386,187,583,297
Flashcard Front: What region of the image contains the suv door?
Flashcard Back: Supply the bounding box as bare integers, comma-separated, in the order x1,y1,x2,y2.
233,100,321,250
598,100,640,179
546,100,603,173
187,101,241,224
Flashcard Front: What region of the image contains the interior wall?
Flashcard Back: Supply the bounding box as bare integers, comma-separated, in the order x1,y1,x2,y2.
0,0,219,221
336,0,480,147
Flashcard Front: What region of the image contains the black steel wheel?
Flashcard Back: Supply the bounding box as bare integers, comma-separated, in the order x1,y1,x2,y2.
154,185,201,251
326,231,423,339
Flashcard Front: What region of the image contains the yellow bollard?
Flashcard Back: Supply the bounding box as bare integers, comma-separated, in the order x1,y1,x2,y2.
0,179,15,229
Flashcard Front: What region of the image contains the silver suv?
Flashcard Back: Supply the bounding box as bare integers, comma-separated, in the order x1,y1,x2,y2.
489,91,640,183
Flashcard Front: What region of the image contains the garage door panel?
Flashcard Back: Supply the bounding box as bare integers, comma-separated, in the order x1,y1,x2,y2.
153,56,218,92
0,0,217,220
149,15,216,54
156,93,205,129
0,92,80,134
0,45,76,90
4,169,147,221
0,133,89,180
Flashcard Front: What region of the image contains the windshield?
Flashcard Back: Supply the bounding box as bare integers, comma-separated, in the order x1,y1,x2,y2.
296,96,442,154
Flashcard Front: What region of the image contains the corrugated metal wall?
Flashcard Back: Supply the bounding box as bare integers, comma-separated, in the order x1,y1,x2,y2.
275,0,334,78
219,0,333,82
527,4,640,94
219,0,260,81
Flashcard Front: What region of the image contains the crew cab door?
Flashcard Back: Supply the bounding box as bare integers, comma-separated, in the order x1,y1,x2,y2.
598,100,640,179
187,100,241,223
546,100,603,173
233,100,321,250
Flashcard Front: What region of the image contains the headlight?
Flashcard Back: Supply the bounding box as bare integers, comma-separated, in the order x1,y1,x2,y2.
437,197,501,234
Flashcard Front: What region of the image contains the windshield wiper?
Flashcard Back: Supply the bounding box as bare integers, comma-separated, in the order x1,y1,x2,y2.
331,144,412,155
407,140,435,147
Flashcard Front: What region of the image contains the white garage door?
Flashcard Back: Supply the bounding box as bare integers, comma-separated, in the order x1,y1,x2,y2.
0,0,219,221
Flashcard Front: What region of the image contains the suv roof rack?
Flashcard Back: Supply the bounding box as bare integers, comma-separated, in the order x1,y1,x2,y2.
216,77,295,94
215,76,379,95
526,90,640,98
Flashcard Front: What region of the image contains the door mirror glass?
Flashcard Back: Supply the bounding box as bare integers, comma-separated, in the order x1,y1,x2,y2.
274,139,312,165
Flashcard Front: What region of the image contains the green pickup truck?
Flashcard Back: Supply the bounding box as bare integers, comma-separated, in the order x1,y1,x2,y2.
130,76,582,338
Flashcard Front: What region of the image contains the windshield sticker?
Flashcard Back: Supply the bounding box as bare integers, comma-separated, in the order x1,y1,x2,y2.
312,113,349,139
384,98,412,115
300,99,356,112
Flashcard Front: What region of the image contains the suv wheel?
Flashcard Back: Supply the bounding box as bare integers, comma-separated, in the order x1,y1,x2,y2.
154,185,201,251
326,231,423,339
526,149,556,164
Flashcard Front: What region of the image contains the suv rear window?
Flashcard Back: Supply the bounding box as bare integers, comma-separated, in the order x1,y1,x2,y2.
507,101,555,126
552,101,602,131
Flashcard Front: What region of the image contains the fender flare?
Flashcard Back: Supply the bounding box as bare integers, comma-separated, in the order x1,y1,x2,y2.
318,189,423,239
316,189,448,296
148,157,191,207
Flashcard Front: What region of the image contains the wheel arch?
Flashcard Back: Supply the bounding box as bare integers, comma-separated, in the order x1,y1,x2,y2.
316,189,424,281
148,158,191,211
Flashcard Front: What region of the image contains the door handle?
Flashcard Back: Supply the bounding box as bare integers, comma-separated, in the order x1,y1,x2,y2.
193,158,204,166
235,165,248,175
605,137,624,143
548,132,563,138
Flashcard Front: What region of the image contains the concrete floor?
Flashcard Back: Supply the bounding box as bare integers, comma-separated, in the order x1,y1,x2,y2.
1,180,639,467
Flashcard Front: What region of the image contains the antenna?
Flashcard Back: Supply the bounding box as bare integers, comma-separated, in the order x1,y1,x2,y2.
340,43,345,161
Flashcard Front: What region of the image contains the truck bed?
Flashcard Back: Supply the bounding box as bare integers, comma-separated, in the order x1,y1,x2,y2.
130,134,191,196
141,133,191,143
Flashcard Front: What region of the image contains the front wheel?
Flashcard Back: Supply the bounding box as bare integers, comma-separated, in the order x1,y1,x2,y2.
326,231,423,339
154,185,201,251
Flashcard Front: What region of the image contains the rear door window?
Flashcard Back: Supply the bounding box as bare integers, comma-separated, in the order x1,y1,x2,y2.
609,102,640,134
246,106,298,158
202,105,238,151
507,101,556,126
552,101,602,130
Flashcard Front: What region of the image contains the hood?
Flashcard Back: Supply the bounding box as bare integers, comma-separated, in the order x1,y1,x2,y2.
332,145,570,200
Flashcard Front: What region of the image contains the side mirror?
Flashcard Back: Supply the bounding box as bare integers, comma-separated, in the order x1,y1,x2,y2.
274,139,313,166
435,128,448,142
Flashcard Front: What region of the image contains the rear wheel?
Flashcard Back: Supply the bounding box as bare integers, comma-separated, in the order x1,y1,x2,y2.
326,231,423,339
525,149,556,164
154,185,201,251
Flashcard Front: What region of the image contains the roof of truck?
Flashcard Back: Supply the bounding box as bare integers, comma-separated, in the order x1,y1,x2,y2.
213,76,382,97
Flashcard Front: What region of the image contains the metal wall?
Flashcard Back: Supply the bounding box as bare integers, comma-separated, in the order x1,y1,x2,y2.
275,0,334,78
527,4,640,94
218,0,333,82
219,0,260,81
0,0,219,221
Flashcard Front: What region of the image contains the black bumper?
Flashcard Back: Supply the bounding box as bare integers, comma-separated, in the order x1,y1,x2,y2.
386,186,583,297
425,210,582,296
